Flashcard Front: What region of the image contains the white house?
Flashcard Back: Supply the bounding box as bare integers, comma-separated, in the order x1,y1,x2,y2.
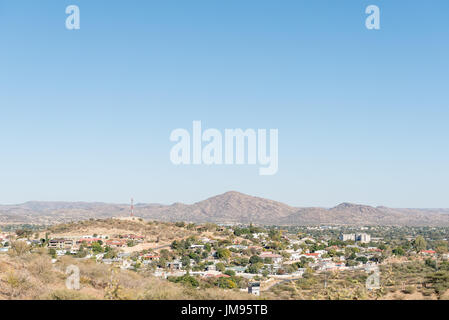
56,250,66,256
259,252,283,264
248,282,261,296
285,249,302,261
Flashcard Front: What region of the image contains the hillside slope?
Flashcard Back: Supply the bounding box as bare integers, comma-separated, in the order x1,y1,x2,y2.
2,192,449,226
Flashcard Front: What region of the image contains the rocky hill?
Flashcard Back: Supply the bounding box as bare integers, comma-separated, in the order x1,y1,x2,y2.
1,191,449,226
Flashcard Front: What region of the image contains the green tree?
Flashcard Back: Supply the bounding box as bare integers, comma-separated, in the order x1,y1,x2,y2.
356,256,368,264
216,248,231,260
246,263,263,274
170,275,199,288
216,278,237,289
413,236,427,252
392,247,405,256
215,262,226,272
91,242,103,253
224,270,236,277
425,271,449,294
249,255,263,264
181,256,191,270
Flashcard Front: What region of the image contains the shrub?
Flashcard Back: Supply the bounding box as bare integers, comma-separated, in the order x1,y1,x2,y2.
9,241,30,257
48,289,96,300
402,286,416,294
169,275,200,288
4,270,31,298
27,255,54,283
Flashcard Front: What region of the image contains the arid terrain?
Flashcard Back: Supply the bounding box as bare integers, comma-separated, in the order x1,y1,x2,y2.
0,219,253,300
2,218,449,300
2,191,449,226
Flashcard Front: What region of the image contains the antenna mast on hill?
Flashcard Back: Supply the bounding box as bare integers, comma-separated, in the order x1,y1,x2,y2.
130,198,134,217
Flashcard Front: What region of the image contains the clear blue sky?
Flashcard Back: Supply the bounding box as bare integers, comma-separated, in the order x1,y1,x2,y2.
0,0,448,207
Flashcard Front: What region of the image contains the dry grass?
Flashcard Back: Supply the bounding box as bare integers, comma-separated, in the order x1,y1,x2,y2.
0,253,254,300
0,219,255,300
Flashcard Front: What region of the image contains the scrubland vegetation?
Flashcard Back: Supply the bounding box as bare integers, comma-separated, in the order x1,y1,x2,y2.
0,249,254,300
2,220,449,300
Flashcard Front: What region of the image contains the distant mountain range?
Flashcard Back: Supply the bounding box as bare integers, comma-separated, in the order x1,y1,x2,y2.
1,191,449,226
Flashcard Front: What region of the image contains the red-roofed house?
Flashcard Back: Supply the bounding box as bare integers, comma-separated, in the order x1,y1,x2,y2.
420,250,436,255
77,238,102,247
305,253,320,257
106,239,127,248
141,254,160,261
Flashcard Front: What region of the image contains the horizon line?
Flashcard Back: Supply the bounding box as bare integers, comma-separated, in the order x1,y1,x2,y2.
0,191,448,210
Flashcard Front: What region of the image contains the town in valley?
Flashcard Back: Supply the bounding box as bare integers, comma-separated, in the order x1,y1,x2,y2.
1,214,449,300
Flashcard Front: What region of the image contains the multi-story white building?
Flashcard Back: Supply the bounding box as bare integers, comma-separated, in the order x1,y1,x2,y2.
357,233,371,244
339,233,371,243
340,233,356,241
48,238,74,250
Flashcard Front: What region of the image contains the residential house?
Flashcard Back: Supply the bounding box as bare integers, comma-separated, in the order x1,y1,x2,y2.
166,260,183,270
420,250,437,256
106,239,127,248
141,253,160,261
206,264,216,271
285,249,302,261
48,239,74,250
259,252,283,264
248,282,261,296
77,238,102,247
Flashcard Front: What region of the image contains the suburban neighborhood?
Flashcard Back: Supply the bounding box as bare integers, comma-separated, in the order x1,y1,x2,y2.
1,217,449,299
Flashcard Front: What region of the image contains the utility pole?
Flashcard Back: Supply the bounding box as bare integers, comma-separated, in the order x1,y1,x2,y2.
130,198,134,217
